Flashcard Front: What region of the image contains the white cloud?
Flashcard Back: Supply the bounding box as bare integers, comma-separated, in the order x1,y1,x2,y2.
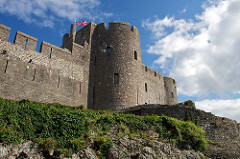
0,0,111,28
180,8,187,13
196,98,240,123
142,0,240,97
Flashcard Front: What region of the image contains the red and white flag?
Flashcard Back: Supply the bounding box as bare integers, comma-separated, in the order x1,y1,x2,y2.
75,20,88,27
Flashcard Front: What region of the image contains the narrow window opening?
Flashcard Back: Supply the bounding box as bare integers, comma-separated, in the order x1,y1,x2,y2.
134,51,137,60
57,76,60,88
106,46,111,56
145,66,148,72
25,39,28,50
173,79,176,84
171,92,174,98
50,48,52,58
93,86,95,105
4,60,9,73
118,24,121,30
79,82,82,94
145,83,147,92
32,69,36,81
114,73,119,84
94,57,96,66
24,67,28,79
154,71,157,76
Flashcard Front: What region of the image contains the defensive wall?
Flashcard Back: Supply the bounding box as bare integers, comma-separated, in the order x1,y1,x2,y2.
0,24,91,106
0,22,177,110
121,101,240,158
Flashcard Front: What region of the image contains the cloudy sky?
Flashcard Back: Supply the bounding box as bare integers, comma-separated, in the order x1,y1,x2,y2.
0,0,240,122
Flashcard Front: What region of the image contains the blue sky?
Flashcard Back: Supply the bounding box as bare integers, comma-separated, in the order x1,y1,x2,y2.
1,0,240,122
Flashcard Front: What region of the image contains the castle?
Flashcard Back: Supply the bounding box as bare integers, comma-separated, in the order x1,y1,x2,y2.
0,21,177,111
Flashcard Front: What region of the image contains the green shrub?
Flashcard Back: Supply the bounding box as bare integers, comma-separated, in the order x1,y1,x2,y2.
93,135,113,157
57,148,73,157
70,137,86,153
0,124,22,144
0,97,208,155
35,137,57,151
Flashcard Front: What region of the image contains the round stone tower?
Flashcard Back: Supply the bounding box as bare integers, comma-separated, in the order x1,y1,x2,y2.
92,21,144,111
163,76,178,105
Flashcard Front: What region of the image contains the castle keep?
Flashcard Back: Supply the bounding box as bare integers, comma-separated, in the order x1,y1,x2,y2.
0,22,177,111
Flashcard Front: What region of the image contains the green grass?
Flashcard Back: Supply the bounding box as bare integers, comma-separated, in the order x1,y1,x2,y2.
0,98,207,158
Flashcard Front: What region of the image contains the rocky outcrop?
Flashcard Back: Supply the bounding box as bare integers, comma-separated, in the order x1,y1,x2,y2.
121,101,240,158
108,135,205,159
0,137,206,159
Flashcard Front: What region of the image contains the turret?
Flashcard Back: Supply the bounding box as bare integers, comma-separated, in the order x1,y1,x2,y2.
164,76,178,105
70,24,76,42
92,21,143,110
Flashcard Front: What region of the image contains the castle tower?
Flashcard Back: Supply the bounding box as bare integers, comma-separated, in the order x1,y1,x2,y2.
164,77,178,105
92,22,144,110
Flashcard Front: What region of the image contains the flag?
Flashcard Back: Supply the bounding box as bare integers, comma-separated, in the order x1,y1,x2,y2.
82,21,88,26
75,20,82,26
75,20,88,27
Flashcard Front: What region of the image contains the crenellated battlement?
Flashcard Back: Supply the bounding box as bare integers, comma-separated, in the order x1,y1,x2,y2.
14,31,38,51
0,24,11,42
94,21,140,37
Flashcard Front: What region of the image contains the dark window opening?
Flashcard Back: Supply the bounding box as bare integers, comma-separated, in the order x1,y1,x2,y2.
25,39,28,50
154,71,157,76
4,60,9,73
94,57,96,66
145,66,148,72
1,50,7,55
32,69,36,81
114,73,119,84
50,48,52,58
145,83,147,92
79,82,82,94
106,47,111,56
173,79,176,84
93,86,95,105
171,92,174,98
134,51,137,60
57,76,60,88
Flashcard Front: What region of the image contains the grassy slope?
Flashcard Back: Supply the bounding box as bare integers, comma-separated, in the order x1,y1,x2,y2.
0,98,207,158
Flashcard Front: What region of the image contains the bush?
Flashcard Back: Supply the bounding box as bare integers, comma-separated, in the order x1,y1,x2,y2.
93,135,113,157
35,137,57,151
0,97,208,157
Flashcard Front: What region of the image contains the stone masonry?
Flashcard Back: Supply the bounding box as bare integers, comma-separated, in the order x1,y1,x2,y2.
122,101,240,158
0,22,177,111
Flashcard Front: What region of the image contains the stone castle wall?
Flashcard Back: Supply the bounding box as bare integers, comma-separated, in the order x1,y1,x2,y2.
0,22,178,110
142,65,167,105
121,101,240,158
0,24,91,107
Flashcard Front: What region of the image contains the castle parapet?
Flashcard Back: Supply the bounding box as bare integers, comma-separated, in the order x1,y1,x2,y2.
40,41,71,59
0,24,11,42
14,31,37,51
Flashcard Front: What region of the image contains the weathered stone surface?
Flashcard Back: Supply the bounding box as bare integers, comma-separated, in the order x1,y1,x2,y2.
108,134,205,159
121,101,240,158
0,22,177,111
0,131,207,159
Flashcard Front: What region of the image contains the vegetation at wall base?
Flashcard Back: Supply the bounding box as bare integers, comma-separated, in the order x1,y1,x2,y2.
0,98,207,158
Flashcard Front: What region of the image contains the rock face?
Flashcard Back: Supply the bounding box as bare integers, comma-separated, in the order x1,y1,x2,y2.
0,137,206,159
108,135,205,159
121,101,240,158
0,141,43,159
